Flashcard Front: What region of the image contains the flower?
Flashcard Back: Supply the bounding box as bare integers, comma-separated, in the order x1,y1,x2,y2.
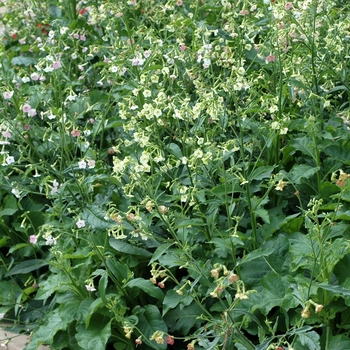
158,205,168,214
301,309,310,318
275,179,288,191
71,129,81,137
52,61,62,69
29,235,37,244
22,103,32,113
85,284,96,292
28,108,37,117
166,336,175,345
150,331,164,344
3,91,14,99
78,160,87,169
315,304,324,313
266,55,276,63
285,2,293,10
2,131,11,138
76,219,86,228
5,155,15,164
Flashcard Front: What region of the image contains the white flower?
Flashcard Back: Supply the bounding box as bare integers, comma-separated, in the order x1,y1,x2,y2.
5,155,15,164
87,160,96,168
11,188,20,198
85,285,96,292
78,160,87,169
76,219,86,228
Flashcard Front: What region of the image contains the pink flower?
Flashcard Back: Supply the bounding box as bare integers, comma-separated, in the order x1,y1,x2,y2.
180,44,186,52
240,9,249,15
285,2,293,10
28,108,37,117
71,129,81,137
3,91,14,99
266,55,276,63
29,235,37,244
22,103,32,113
166,336,175,345
73,33,80,39
2,131,11,138
31,72,40,81
52,61,62,70
80,34,86,41
176,0,183,6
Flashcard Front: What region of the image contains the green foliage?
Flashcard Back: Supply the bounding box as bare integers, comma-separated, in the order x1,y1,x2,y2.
1,0,350,349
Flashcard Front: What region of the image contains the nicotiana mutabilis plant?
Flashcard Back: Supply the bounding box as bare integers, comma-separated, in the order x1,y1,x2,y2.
1,0,350,349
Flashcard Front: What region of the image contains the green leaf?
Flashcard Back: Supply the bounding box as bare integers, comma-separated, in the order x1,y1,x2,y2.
164,303,202,335
251,274,297,315
126,278,164,301
295,331,320,350
324,145,350,165
317,283,350,297
283,164,320,185
162,289,193,316
24,310,67,350
0,195,18,216
6,259,49,276
135,305,167,350
168,143,183,159
109,238,152,258
150,242,175,264
255,208,270,224
291,136,316,160
248,166,275,181
83,205,112,230
11,56,39,66
327,334,350,350
105,257,129,282
76,316,111,350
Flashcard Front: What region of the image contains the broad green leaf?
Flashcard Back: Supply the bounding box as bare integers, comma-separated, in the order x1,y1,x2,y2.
35,273,70,300
76,316,111,350
168,143,183,159
58,295,81,323
24,310,67,350
295,331,320,350
323,145,350,165
126,278,164,301
284,164,320,184
251,274,297,315
83,205,112,230
162,289,193,316
11,56,39,66
164,303,202,335
105,257,129,282
317,283,350,297
135,305,167,350
76,298,95,323
327,334,350,350
109,238,152,258
248,166,275,181
150,242,175,264
0,195,18,216
255,208,270,224
6,259,49,276
291,136,316,160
